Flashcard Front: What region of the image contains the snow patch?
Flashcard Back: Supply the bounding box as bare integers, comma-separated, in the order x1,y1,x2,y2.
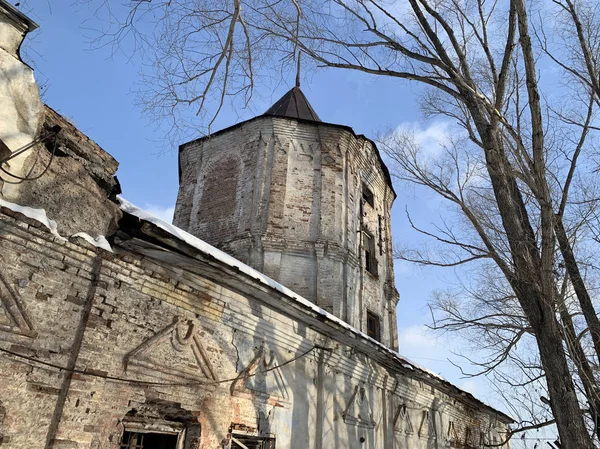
402,358,445,380
0,198,113,252
0,198,65,241
71,232,113,252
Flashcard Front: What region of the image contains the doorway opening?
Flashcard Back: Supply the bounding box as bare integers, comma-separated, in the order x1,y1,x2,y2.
120,430,180,449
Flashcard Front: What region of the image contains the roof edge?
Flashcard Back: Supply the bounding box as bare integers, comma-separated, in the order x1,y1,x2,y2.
0,0,39,32
117,196,514,424
178,115,396,199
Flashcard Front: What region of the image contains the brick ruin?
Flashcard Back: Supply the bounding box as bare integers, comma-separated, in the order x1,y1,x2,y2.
0,2,512,449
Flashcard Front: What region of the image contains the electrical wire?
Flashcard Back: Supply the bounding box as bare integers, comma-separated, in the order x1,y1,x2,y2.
0,136,58,183
0,344,319,387
0,156,38,184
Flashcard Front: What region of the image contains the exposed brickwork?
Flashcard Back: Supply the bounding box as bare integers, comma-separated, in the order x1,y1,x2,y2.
0,209,509,449
174,116,399,349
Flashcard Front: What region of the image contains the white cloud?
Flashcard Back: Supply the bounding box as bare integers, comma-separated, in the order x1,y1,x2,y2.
398,324,437,348
143,204,175,224
395,121,452,158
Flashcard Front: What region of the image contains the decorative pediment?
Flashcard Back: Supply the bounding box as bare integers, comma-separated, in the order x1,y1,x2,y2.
465,426,476,447
393,403,414,435
124,317,218,382
230,342,289,403
480,430,489,446
418,410,436,440
342,386,376,429
445,421,459,445
0,272,35,338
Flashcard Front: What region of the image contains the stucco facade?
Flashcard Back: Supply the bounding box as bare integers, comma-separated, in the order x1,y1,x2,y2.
0,3,512,449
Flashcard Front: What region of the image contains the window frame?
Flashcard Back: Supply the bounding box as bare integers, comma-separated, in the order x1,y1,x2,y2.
362,183,374,208
231,433,276,449
366,310,381,342
119,420,186,449
363,230,378,277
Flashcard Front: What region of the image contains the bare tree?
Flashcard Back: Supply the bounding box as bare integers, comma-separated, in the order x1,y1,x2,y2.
77,0,600,446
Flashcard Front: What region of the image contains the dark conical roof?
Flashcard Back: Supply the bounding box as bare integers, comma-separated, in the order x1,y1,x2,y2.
264,86,321,122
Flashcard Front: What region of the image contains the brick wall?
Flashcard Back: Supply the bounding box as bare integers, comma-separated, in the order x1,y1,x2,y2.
0,207,508,449
174,117,399,348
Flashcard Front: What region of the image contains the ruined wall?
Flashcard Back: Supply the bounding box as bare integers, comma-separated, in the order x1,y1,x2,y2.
0,206,509,449
0,4,121,239
174,117,398,348
8,106,123,237
0,4,43,180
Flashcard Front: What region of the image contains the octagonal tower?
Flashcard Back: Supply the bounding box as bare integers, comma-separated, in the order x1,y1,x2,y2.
174,87,399,349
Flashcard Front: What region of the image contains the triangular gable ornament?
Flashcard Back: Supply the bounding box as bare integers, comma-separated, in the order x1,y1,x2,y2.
418,410,436,440
124,316,218,382
393,403,414,435
342,386,376,429
230,341,290,403
480,430,490,446
445,421,459,445
465,426,477,447
0,271,35,338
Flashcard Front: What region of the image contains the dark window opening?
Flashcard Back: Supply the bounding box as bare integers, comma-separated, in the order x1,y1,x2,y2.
120,431,179,449
366,311,381,342
362,183,374,207
364,231,378,276
231,435,276,449
378,214,384,256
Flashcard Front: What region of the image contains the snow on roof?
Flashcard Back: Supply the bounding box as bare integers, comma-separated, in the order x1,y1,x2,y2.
118,196,443,377
117,197,514,422
71,232,113,252
0,198,64,240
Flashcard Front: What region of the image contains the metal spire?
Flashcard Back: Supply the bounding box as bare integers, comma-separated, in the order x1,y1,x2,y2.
295,52,301,88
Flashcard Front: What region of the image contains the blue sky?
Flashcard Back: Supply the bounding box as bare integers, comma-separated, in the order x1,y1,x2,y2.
21,1,507,414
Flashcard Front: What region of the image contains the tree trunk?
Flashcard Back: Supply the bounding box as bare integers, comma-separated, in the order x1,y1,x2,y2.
534,309,595,448
474,120,594,448
555,216,600,362
558,303,600,441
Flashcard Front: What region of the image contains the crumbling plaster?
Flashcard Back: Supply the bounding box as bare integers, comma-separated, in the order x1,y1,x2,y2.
0,4,121,239
0,9,43,181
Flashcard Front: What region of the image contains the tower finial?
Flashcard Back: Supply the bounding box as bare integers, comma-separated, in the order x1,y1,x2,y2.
295,51,301,88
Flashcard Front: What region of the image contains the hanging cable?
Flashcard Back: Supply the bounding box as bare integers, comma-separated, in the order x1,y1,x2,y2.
0,125,61,183
0,343,321,387
0,134,58,182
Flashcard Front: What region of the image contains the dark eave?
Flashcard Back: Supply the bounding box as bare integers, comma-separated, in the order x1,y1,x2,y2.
0,0,39,32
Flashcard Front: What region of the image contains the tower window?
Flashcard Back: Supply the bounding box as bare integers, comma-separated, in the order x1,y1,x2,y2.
364,231,378,276
362,183,374,207
366,311,381,342
378,214,384,256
